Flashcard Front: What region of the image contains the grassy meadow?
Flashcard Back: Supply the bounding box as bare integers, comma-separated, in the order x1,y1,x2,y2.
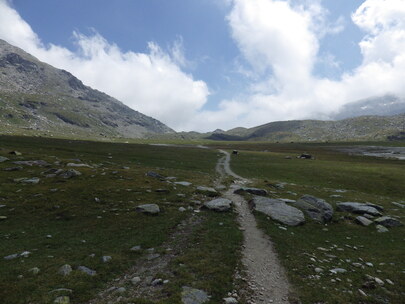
0,136,242,304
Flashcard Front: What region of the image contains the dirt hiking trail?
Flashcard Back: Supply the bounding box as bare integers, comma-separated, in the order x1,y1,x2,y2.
217,150,291,304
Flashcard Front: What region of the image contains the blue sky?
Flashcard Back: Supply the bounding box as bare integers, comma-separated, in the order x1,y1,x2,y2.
1,0,405,131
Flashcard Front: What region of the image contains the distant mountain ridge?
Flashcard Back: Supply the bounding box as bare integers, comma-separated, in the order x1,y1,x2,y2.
0,39,174,139
203,114,405,142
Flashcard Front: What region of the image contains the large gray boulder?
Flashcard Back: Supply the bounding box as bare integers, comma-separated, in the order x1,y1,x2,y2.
181,286,209,304
250,197,305,226
204,198,232,212
336,202,382,216
234,187,268,196
136,204,160,214
0,156,9,162
374,216,403,227
294,195,333,223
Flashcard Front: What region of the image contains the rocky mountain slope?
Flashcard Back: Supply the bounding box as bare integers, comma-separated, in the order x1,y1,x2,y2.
0,39,174,139
332,94,405,120
204,114,405,142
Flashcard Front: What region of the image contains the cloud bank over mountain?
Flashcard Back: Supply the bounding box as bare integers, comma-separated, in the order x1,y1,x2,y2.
1,0,405,131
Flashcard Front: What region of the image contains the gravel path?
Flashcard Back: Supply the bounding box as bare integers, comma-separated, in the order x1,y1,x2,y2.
217,150,292,304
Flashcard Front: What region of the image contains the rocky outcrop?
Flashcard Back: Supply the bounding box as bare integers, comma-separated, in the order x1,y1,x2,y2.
293,195,333,223
336,202,382,216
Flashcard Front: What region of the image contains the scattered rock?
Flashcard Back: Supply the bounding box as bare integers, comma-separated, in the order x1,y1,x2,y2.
294,195,333,223
196,186,219,197
101,256,112,263
58,264,72,276
136,204,160,215
0,216,7,221
365,203,384,212
77,266,96,276
13,160,49,166
20,251,31,258
3,166,22,171
250,197,305,226
355,216,373,226
4,253,19,260
181,286,209,304
391,202,405,208
179,207,186,212
114,287,126,294
234,187,268,196
376,224,389,233
203,198,232,212
131,276,141,285
146,253,161,260
358,289,367,297
330,268,347,274
336,202,382,216
14,177,40,184
0,156,9,162
374,216,403,227
223,297,238,304
175,181,192,187
151,278,163,286
130,245,142,252
54,296,70,304
59,169,82,179
28,267,40,275
66,163,91,168
146,171,165,179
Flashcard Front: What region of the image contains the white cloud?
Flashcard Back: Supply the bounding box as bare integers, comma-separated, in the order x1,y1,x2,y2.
195,0,405,130
0,0,209,131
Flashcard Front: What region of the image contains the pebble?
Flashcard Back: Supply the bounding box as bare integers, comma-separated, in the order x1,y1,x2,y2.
224,297,238,304
54,296,70,304
102,256,112,263
58,264,72,276
28,267,40,275
131,276,141,285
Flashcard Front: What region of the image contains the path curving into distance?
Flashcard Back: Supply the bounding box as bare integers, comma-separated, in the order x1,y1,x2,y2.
217,150,291,304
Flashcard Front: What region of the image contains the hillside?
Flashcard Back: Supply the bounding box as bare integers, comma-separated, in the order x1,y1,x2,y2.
0,39,174,139
204,114,405,142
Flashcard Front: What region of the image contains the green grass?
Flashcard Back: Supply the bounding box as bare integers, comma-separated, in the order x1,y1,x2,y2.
0,135,242,304
226,144,405,303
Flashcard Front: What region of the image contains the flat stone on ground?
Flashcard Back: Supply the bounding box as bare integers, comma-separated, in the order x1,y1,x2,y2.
355,216,373,226
136,204,160,214
204,198,232,212
250,197,305,226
